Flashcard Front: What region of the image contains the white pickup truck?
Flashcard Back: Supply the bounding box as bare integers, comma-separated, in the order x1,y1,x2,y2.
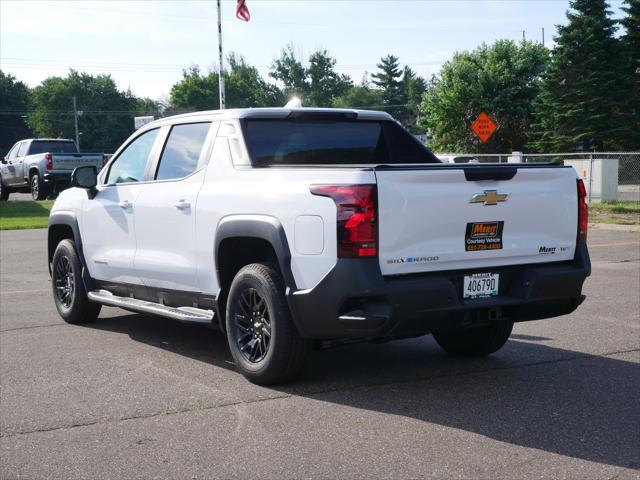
47,108,590,384
1,139,104,200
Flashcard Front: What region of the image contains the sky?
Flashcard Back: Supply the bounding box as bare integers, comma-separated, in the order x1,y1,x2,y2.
0,0,628,101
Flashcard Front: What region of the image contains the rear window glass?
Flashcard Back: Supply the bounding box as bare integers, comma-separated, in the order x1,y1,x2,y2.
243,119,440,167
28,141,77,155
155,122,211,180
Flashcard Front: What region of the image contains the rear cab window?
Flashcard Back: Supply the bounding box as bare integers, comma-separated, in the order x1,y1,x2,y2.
155,122,211,181
16,142,28,157
28,141,77,155
242,119,440,167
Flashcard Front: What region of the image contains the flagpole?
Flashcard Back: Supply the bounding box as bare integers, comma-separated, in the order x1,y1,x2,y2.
217,0,226,110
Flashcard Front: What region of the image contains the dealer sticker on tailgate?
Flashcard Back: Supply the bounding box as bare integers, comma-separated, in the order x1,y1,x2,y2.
463,273,499,299
465,221,504,251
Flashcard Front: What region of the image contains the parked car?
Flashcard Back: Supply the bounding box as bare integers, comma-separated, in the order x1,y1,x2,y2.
47,108,591,385
0,139,104,200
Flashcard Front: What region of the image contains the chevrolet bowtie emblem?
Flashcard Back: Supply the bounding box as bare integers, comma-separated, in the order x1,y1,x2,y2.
470,190,510,206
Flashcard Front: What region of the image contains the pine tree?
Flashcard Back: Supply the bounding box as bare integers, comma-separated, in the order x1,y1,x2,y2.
529,0,625,152
618,0,640,148
371,55,404,117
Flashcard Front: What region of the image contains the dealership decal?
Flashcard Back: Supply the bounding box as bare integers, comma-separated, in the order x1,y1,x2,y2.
465,221,504,251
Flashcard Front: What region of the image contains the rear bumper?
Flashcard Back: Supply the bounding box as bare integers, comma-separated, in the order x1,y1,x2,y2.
287,244,591,340
43,170,71,187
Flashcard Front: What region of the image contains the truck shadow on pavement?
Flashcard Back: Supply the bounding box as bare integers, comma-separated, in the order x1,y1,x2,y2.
86,312,639,471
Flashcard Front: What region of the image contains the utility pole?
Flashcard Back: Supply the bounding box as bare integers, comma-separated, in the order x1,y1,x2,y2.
542,27,545,45
217,0,225,110
522,30,526,42
72,96,80,150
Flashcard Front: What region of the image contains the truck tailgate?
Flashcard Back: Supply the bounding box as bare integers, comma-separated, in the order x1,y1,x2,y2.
52,154,103,171
376,165,579,275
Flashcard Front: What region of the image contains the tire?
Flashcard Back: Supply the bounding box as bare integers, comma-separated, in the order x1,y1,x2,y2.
433,320,514,357
31,173,48,201
0,176,9,201
225,263,308,385
51,239,101,324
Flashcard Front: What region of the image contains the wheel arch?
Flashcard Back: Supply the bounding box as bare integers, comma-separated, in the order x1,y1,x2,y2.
47,212,86,276
28,166,40,179
215,215,297,328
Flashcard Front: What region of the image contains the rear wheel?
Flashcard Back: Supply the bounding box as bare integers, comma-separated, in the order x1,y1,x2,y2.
31,173,48,201
0,176,9,201
225,263,308,385
433,320,513,357
51,239,101,324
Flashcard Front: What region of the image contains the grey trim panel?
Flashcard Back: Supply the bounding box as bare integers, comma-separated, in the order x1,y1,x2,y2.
215,216,297,291
48,211,84,266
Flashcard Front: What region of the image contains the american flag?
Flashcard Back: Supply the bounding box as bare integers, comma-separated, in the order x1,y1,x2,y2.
236,0,250,21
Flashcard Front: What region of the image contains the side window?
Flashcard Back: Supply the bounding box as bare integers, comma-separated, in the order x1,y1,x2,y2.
155,122,211,181
107,128,159,184
16,142,28,157
383,122,440,164
6,144,19,160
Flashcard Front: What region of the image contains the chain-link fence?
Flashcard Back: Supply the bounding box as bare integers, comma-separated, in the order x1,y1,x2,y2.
436,152,640,203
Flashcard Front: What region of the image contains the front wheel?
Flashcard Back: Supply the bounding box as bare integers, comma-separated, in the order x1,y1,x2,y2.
31,173,48,201
51,239,101,324
433,320,513,357
225,263,308,385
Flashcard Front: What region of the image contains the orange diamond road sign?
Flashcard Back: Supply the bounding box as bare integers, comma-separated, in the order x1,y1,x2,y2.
471,112,497,143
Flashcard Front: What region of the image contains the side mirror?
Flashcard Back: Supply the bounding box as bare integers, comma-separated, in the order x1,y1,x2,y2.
71,166,98,198
1,157,7,164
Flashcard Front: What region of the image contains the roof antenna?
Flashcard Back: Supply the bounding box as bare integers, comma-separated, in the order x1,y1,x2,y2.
284,96,302,108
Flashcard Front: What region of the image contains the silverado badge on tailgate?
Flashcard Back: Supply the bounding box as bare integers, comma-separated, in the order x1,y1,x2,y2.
465,221,504,251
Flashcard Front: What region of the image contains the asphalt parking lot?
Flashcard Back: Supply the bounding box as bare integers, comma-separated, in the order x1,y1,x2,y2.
1,228,638,479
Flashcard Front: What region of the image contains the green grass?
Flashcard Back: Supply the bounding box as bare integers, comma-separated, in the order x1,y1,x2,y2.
589,201,640,214
589,201,640,225
0,200,53,230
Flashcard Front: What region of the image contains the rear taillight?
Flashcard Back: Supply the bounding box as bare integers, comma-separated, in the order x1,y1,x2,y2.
311,184,378,258
577,179,588,243
45,153,53,170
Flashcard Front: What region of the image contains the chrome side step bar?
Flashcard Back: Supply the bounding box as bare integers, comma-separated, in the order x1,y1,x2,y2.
87,289,214,325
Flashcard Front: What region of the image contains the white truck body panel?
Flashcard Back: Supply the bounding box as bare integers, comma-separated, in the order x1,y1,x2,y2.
376,167,578,276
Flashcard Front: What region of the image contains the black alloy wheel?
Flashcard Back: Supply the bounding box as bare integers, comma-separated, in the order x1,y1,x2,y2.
232,288,272,363
54,254,75,308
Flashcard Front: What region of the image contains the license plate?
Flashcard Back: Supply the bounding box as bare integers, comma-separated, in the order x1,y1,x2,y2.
463,273,499,299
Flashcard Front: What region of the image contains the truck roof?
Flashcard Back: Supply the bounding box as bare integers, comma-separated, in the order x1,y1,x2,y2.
144,107,394,129
22,138,75,143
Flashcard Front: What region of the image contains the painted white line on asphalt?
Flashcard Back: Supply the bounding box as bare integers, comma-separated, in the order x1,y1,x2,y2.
589,242,640,248
0,288,49,295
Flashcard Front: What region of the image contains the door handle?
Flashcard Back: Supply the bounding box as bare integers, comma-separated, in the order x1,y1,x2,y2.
118,200,133,209
174,199,191,210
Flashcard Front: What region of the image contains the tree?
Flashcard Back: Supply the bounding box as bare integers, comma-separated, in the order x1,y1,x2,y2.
169,66,220,112
618,0,640,148
420,40,549,152
400,66,427,132
170,56,284,112
269,46,350,106
0,71,33,156
306,50,352,106
529,0,626,152
226,54,284,108
27,70,138,153
371,55,404,117
270,44,309,100
333,86,380,109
